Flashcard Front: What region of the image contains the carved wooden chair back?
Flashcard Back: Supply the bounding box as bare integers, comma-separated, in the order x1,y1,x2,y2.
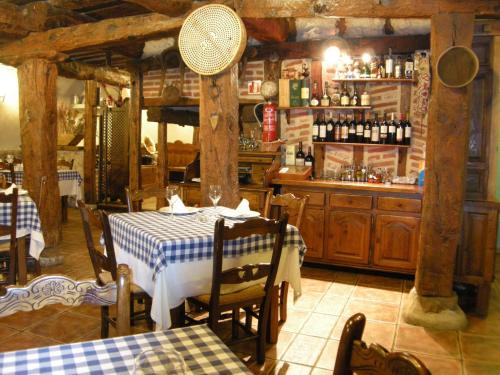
57,159,74,170
77,200,117,282
333,313,431,375
266,193,308,229
0,264,131,336
125,185,168,212
0,189,18,285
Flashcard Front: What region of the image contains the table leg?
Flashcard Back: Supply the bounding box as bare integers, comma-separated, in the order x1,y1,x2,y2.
17,237,27,285
267,285,279,344
170,302,186,328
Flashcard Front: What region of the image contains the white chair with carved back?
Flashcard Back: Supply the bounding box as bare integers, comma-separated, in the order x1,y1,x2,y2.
0,264,132,337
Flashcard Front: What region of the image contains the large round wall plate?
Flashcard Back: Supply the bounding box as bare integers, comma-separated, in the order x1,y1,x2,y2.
178,4,247,76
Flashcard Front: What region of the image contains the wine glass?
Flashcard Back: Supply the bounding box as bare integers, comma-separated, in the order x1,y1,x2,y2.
133,348,186,374
165,185,179,220
209,185,222,216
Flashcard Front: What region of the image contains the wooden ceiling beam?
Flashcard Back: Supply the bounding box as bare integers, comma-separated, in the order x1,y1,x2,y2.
0,13,184,66
124,0,192,16
57,61,131,87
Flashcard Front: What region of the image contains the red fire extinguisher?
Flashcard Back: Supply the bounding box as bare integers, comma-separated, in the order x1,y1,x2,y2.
255,101,278,142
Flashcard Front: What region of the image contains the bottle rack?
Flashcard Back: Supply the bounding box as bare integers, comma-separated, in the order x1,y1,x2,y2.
280,106,371,123
330,78,416,83
313,142,409,148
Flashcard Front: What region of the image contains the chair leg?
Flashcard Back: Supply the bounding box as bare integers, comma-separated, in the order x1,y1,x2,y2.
257,304,269,364
232,308,239,340
244,306,253,330
61,196,68,223
130,298,135,326
145,296,154,330
8,239,17,285
280,282,289,323
100,306,110,338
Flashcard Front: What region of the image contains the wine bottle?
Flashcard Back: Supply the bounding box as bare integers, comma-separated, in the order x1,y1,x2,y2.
321,83,330,107
388,112,397,144
363,112,372,144
295,141,305,166
348,114,356,143
355,112,364,143
371,112,380,144
334,113,341,142
396,113,404,145
319,113,327,142
380,112,388,144
395,57,402,79
385,48,394,78
378,56,386,78
404,112,412,145
305,146,315,167
405,55,414,79
341,114,349,142
331,85,341,106
300,78,310,106
310,81,320,107
326,113,334,142
350,85,360,106
340,84,350,106
312,113,320,142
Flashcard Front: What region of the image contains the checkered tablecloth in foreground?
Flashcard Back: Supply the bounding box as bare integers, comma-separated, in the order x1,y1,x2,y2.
109,208,306,280
0,195,42,238
3,170,82,186
0,324,250,375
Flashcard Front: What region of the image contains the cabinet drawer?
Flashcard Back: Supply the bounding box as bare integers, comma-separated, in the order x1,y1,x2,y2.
330,193,372,210
283,189,325,206
377,197,421,213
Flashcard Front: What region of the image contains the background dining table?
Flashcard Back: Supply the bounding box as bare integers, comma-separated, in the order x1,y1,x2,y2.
108,207,307,335
0,324,251,374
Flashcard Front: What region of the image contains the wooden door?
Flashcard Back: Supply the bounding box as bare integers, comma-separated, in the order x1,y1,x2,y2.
373,215,420,271
326,210,371,265
301,207,325,260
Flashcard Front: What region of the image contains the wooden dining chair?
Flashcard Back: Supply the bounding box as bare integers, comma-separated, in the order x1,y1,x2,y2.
0,163,15,188
0,188,18,287
77,200,154,337
240,186,273,216
57,159,74,223
125,185,168,212
266,193,308,323
0,264,131,337
333,313,431,375
187,214,288,364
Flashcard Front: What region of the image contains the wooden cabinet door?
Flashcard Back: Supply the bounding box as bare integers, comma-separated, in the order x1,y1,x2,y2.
326,211,371,264
373,215,420,271
301,207,325,260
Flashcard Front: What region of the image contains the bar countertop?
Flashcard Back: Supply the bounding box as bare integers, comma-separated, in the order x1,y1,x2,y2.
272,178,423,195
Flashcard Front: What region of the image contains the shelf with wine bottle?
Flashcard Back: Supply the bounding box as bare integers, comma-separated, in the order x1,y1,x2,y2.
278,106,372,111
312,142,410,148
329,78,417,83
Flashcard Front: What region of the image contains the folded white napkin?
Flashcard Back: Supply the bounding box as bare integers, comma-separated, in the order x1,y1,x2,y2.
3,184,17,195
235,198,250,215
170,194,188,214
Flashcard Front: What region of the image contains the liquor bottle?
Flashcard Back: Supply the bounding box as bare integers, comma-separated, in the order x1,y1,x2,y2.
295,141,305,166
331,85,341,106
310,81,320,107
350,85,360,106
360,91,370,106
395,57,402,79
363,113,372,144
340,84,350,106
387,112,397,144
378,56,386,78
371,112,380,144
326,113,334,142
355,112,364,143
312,113,320,142
319,113,327,142
396,113,404,145
305,146,315,168
370,56,379,78
334,113,341,142
405,55,414,79
341,114,349,142
404,112,412,145
321,83,331,107
380,112,388,144
300,78,310,106
385,48,394,78
348,114,356,143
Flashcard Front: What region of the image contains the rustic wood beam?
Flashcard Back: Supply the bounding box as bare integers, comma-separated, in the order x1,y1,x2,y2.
0,13,184,66
129,67,142,192
243,18,292,42
143,97,199,108
124,0,192,16
84,80,98,203
200,65,240,208
146,107,199,126
18,59,61,246
415,13,475,298
58,61,131,87
47,0,111,9
156,122,168,198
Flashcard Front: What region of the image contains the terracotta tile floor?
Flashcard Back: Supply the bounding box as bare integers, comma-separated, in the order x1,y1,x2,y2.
0,208,499,374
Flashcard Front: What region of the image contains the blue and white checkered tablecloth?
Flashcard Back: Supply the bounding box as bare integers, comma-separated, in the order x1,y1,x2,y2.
0,195,45,259
0,324,250,375
109,208,306,280
3,170,83,186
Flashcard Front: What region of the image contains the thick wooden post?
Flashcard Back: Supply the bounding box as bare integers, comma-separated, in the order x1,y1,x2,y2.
83,80,97,203
199,65,240,207
129,67,142,192
157,122,168,188
404,13,474,330
18,58,61,246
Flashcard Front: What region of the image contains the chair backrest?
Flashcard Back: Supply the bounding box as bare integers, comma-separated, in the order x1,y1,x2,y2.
168,140,200,168
240,187,273,216
0,264,131,336
0,189,18,241
125,185,167,212
0,163,15,187
183,152,200,183
267,193,308,229
209,214,288,312
57,159,74,170
333,313,431,375
77,200,117,281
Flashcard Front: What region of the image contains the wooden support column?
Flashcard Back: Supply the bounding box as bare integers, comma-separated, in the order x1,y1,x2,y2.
199,65,240,207
404,13,474,330
129,66,142,192
18,58,61,246
156,122,168,208
84,80,97,203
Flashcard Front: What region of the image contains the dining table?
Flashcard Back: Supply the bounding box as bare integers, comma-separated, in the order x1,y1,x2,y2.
0,324,251,374
108,207,307,341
